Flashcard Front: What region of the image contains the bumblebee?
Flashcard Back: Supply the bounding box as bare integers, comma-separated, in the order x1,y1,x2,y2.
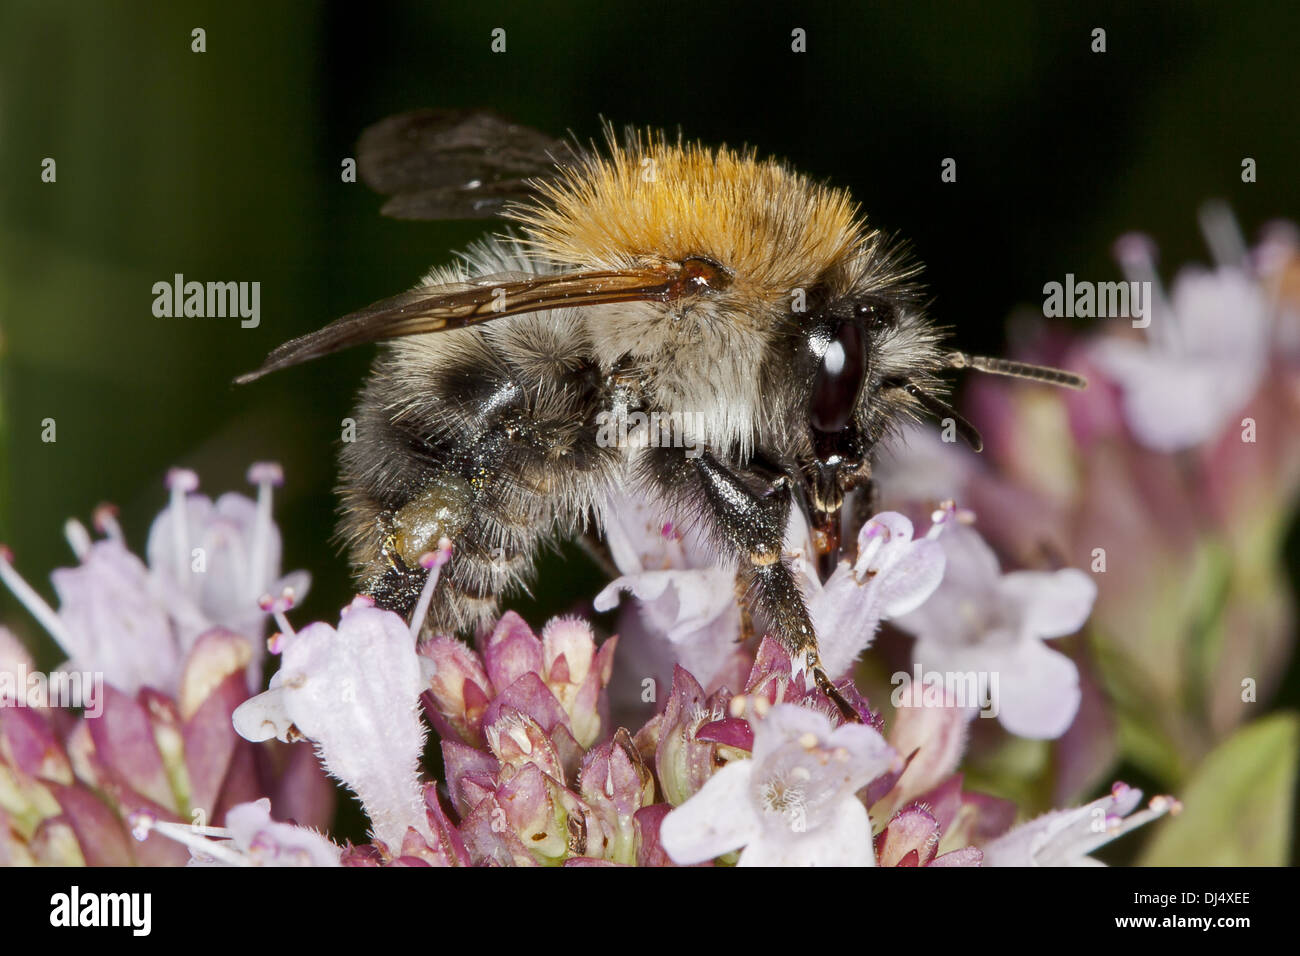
239,110,1083,717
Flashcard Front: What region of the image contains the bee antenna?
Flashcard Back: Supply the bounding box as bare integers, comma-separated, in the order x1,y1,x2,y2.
901,382,983,452
947,351,1088,390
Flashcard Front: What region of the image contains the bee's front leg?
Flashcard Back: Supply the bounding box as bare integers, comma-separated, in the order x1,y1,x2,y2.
643,447,861,722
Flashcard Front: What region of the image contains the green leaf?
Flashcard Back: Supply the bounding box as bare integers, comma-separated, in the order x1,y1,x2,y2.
1139,712,1298,866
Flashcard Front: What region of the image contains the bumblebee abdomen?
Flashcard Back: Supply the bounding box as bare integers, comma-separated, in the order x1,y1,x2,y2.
337,310,622,635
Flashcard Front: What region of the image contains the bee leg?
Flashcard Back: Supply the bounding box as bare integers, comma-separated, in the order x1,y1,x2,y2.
648,448,861,722
734,570,756,645
348,467,529,639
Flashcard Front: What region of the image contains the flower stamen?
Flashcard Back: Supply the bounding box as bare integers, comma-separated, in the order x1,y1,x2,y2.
246,462,284,600
410,538,454,641
1113,233,1176,348
165,468,199,596
130,811,251,866
259,587,298,639
0,545,74,649
1198,200,1248,270
92,503,124,542
63,519,91,561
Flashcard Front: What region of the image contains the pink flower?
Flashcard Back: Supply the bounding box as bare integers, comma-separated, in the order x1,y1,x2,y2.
421,610,616,751
0,628,331,865
798,510,948,678
234,596,431,851
146,464,310,687
982,782,1180,866
659,703,899,866
0,464,306,696
893,522,1095,739
134,798,342,867
875,806,984,867
48,539,181,696
1090,206,1273,452
594,491,745,690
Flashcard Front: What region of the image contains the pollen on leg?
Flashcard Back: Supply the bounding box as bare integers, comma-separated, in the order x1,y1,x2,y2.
391,475,471,569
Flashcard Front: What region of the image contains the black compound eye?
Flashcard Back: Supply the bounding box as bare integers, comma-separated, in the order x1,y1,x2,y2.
809,320,867,433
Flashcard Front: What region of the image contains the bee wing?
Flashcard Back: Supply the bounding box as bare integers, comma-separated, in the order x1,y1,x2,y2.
357,109,570,220
236,266,690,384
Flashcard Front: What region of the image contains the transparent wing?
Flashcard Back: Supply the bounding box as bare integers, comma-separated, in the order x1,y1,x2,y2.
357,109,570,220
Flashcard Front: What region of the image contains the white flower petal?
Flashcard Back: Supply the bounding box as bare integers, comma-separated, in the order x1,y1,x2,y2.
989,639,1081,739
600,489,717,574
660,760,759,864
595,568,736,644
1002,568,1096,639
233,686,293,743
897,522,1089,739
221,799,342,867
751,704,835,765
933,522,1002,588
851,512,916,572
276,603,430,849
1090,263,1268,452
812,513,947,677
827,722,900,791
593,573,670,613
1093,347,1235,451
739,797,875,867
983,784,1157,866
808,569,885,677
875,538,947,618
50,540,181,695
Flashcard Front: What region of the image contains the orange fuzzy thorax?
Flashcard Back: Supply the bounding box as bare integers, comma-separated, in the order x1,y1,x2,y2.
507,130,868,304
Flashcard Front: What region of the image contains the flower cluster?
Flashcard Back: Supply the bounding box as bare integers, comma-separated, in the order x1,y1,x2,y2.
871,207,1300,810
201,584,1175,866
0,466,333,865
0,443,1183,869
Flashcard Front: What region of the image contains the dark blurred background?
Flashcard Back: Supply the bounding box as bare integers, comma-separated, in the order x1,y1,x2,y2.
1,0,1297,669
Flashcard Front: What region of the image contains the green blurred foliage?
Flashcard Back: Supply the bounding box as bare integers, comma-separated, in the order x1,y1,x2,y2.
1140,714,1298,866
